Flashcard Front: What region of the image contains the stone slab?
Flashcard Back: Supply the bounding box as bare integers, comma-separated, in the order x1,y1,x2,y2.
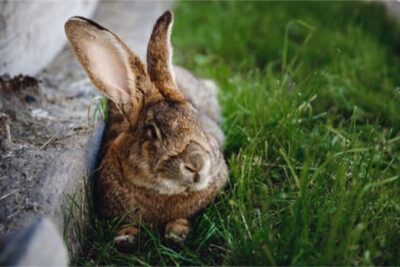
0,217,68,266
0,1,98,76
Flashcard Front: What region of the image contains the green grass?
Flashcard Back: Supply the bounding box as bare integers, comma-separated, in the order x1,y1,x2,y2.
73,2,400,265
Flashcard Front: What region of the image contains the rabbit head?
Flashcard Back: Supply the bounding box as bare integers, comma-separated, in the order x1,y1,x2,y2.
65,11,227,196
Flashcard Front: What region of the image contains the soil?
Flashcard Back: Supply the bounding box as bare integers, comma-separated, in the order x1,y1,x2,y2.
0,50,98,234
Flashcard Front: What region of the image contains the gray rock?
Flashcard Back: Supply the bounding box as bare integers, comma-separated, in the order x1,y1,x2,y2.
0,1,98,76
0,217,68,266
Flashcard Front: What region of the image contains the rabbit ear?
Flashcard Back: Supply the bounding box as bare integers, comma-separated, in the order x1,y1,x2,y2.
147,11,185,102
65,16,155,121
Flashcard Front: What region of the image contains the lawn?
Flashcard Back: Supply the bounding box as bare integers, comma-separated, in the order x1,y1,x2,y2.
74,2,400,265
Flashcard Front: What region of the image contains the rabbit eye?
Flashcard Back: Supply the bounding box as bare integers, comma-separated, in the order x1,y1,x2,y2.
145,124,160,141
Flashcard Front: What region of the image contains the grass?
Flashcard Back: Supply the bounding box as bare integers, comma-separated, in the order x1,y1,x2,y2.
73,2,400,266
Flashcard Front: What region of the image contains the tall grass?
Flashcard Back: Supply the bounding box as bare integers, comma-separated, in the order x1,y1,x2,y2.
74,2,400,265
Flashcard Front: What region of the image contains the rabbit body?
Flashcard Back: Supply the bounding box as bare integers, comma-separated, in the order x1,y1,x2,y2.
95,67,227,226
97,146,221,226
65,11,228,247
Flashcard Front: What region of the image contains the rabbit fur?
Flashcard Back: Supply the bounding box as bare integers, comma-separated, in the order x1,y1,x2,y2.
65,11,228,248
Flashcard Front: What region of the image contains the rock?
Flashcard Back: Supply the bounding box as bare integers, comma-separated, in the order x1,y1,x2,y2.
0,1,98,76
0,217,68,266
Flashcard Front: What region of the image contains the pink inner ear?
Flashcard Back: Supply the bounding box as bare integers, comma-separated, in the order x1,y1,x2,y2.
79,30,133,105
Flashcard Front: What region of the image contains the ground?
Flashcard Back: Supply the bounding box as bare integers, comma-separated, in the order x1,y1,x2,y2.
74,2,400,265
0,70,93,235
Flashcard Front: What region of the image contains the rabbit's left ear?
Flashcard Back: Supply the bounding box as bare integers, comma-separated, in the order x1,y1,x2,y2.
65,16,156,123
147,11,185,102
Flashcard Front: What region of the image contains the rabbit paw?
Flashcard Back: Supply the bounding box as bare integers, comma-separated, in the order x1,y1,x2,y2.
114,226,140,253
165,219,191,244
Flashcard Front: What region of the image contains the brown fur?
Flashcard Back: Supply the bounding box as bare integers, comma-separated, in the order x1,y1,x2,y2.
165,218,191,242
147,11,184,102
65,11,228,247
97,153,220,226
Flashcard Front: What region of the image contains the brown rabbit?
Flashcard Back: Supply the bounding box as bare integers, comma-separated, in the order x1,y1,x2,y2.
65,11,228,249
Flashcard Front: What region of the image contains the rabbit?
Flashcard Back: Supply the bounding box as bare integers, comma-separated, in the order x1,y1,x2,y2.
64,10,228,250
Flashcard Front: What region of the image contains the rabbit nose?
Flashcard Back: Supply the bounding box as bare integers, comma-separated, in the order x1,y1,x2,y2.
185,153,204,181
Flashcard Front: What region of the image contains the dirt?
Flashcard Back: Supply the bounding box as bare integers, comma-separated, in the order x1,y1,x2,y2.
0,55,97,234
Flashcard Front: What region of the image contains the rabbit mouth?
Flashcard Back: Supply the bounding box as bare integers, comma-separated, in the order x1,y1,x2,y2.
155,179,190,195
148,158,213,195
155,179,211,195
154,173,212,195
